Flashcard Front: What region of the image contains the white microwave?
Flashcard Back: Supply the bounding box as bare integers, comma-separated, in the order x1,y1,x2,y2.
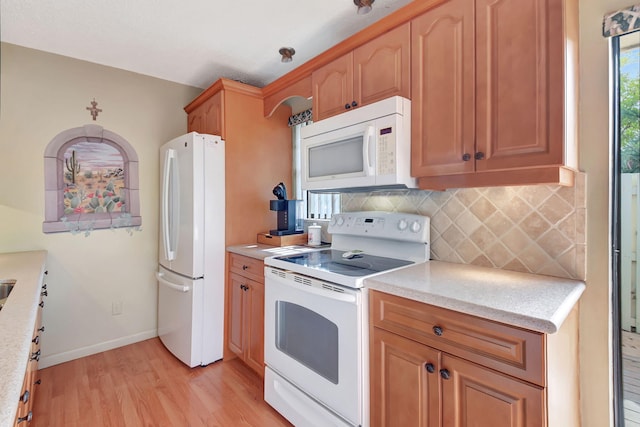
301,96,415,192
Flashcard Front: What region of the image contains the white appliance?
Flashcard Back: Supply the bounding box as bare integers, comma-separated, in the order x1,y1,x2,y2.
157,132,225,368
264,211,430,427
301,96,414,192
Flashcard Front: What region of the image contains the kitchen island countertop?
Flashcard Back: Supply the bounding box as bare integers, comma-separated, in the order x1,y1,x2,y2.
365,260,585,334
0,250,47,427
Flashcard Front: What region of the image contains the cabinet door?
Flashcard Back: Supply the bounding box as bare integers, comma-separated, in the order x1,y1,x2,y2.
312,52,354,121
475,0,564,172
188,91,224,137
227,272,245,356
371,328,440,427
411,0,475,178
245,279,264,377
441,354,544,427
354,23,411,108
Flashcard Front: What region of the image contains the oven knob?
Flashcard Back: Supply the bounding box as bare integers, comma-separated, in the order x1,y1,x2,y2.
330,216,337,226
336,216,345,226
397,219,408,231
410,221,422,233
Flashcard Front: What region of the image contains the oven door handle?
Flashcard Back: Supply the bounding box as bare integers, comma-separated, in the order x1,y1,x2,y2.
269,278,357,303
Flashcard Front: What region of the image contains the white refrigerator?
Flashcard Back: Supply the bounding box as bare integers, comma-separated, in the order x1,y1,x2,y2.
156,132,225,367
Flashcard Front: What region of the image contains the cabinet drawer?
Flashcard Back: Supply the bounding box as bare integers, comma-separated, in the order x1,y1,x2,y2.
229,253,264,283
370,290,545,386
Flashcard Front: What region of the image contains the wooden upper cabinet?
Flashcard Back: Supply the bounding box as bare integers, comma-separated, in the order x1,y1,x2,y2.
412,0,578,189
312,52,354,121
312,23,411,122
187,90,224,137
475,0,564,172
411,0,474,178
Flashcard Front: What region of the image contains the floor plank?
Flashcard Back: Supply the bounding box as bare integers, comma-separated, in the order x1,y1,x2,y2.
31,338,292,427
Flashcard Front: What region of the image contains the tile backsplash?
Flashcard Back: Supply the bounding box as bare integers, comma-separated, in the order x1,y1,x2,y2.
341,173,586,280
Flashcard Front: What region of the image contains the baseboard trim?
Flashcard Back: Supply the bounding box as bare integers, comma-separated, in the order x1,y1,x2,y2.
39,329,158,369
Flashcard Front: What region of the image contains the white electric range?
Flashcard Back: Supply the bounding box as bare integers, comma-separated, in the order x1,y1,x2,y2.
263,211,430,427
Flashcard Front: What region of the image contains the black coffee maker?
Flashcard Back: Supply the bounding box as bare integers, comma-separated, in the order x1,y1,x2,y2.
270,182,302,236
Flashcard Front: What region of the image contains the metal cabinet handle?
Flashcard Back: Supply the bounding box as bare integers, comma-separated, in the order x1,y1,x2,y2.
20,390,29,404
242,265,249,270
433,326,443,336
38,326,45,333
351,101,358,107
17,412,32,423
31,350,41,362
440,369,451,380
41,290,48,297
425,363,435,374
34,379,41,386
32,336,39,345
39,301,44,308
345,103,351,109
475,152,485,160
462,153,471,161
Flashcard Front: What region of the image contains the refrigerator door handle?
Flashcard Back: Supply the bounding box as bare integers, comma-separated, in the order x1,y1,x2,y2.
156,272,190,293
162,149,177,261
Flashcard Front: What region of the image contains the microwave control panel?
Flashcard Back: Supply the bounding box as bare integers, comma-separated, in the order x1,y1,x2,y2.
377,126,396,176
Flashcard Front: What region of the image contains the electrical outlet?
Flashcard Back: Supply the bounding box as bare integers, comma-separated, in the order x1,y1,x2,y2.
112,301,123,316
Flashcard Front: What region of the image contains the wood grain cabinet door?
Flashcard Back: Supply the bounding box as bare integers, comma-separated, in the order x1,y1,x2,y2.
312,52,354,121
441,354,544,427
371,328,440,427
227,272,245,356
475,0,564,172
354,22,410,109
410,0,475,178
245,279,264,377
187,90,224,137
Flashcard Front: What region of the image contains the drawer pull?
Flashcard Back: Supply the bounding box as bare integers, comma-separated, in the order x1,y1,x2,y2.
425,363,435,374
32,335,39,345
433,326,443,336
39,301,44,308
38,326,45,333
242,265,249,270
20,390,29,404
31,350,41,361
439,369,451,380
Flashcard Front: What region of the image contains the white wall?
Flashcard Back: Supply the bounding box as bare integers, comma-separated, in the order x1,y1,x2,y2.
0,43,201,367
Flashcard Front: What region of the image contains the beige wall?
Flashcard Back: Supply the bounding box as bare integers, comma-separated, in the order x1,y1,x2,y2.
580,0,623,426
0,43,201,367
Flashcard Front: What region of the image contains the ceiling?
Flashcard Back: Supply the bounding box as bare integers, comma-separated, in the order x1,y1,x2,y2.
0,0,413,90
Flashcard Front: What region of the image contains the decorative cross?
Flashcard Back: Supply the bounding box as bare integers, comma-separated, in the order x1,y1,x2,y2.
86,98,102,121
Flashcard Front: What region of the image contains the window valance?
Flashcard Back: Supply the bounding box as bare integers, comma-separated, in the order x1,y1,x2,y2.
604,5,640,37
288,109,312,127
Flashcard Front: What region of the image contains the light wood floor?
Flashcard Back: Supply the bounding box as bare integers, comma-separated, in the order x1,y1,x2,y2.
624,331,640,426
31,338,292,427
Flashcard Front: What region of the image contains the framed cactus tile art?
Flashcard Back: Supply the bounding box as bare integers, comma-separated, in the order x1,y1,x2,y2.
62,142,126,215
43,124,141,234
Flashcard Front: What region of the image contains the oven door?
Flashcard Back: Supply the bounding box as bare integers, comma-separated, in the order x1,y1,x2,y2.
264,267,363,426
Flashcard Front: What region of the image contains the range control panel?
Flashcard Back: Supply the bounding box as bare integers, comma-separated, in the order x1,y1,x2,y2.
328,211,430,243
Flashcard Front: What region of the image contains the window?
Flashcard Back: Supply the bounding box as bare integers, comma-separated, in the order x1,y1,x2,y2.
43,124,141,234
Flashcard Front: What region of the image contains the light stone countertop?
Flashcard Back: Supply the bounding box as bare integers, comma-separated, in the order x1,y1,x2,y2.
364,260,586,334
0,251,47,427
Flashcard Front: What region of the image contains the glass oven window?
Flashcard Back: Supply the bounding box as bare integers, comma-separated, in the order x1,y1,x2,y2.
275,301,339,384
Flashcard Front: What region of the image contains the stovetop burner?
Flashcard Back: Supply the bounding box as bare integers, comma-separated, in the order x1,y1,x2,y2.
273,249,414,278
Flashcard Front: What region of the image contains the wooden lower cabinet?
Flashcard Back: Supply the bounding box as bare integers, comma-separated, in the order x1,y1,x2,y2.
14,280,45,426
370,290,579,427
227,254,265,377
